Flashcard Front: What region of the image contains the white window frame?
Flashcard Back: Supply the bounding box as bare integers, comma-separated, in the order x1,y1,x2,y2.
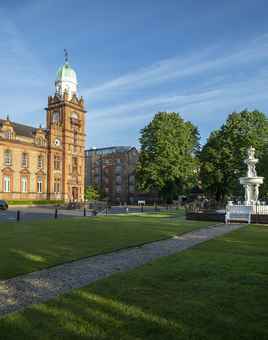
21,153,29,168
4,150,12,166
4,176,11,192
54,179,61,193
37,176,42,193
21,176,27,193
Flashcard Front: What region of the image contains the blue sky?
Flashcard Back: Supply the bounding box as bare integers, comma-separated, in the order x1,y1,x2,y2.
0,0,268,148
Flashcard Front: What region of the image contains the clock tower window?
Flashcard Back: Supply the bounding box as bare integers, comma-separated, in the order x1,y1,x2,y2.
52,112,60,123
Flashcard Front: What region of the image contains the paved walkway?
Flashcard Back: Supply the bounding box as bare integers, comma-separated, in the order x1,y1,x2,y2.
0,223,243,317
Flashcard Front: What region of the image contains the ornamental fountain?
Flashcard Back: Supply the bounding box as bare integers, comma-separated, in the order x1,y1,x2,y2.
225,146,265,223
239,146,263,205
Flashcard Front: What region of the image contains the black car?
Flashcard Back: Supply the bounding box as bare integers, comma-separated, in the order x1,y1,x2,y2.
0,200,8,210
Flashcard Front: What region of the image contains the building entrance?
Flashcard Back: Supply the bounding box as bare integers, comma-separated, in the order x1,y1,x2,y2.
72,187,78,201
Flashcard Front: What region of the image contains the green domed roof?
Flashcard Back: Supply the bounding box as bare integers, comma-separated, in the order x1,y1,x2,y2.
56,62,77,83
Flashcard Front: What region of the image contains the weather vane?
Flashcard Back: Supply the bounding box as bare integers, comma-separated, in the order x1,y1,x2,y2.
64,49,68,63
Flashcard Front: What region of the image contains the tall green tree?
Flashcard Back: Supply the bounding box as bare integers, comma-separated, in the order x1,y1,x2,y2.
199,110,268,201
137,112,199,202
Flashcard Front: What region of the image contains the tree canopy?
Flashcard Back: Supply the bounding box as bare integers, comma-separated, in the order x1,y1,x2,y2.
84,186,101,201
199,110,268,201
136,112,199,202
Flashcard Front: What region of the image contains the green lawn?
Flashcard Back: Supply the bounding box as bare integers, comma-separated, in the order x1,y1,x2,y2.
0,225,267,339
0,211,213,279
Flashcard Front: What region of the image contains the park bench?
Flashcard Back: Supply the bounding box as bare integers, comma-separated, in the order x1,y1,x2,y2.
225,205,252,224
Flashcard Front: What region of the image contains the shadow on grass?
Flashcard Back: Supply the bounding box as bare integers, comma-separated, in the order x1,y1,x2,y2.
0,289,185,340
1,225,268,339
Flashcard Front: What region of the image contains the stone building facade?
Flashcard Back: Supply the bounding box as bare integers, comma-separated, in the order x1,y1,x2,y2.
0,57,86,202
85,146,138,204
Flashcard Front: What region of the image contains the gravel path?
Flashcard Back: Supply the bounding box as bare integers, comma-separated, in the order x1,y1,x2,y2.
0,223,243,317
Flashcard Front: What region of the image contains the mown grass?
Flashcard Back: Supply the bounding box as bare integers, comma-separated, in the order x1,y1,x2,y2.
0,210,213,279
0,225,267,339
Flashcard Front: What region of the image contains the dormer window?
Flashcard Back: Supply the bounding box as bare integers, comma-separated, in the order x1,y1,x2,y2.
36,137,45,146
4,130,13,140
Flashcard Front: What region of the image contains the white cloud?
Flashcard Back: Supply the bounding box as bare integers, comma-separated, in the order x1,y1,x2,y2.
89,89,222,120
82,33,268,101
87,71,268,146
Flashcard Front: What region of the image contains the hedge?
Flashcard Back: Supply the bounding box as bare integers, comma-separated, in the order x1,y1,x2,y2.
7,200,64,205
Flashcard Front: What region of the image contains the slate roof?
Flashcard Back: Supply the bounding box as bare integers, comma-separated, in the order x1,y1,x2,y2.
0,119,36,138
85,146,133,156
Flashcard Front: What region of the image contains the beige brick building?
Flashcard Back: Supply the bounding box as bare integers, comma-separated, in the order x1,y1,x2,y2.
0,56,86,202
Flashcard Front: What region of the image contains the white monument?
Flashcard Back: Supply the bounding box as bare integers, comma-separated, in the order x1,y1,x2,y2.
239,146,263,205
226,146,266,223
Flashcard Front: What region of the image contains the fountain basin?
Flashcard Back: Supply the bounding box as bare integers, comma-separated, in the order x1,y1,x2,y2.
239,177,263,185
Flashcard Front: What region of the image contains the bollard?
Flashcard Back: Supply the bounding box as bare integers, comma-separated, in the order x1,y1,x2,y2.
54,208,58,219
83,207,86,217
141,205,144,213
16,210,20,222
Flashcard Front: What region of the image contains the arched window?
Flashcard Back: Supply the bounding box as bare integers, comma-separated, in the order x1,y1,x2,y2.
52,112,60,123
37,176,43,193
71,112,78,120
4,150,12,166
71,112,79,126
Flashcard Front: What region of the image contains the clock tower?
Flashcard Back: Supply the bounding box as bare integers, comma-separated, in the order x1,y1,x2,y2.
46,54,86,202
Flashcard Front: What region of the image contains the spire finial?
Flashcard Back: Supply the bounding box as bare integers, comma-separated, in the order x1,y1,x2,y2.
64,49,68,63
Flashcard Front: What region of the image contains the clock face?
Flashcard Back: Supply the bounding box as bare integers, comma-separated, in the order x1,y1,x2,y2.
55,138,61,146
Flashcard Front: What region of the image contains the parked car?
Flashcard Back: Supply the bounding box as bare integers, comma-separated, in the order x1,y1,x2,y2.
0,200,8,210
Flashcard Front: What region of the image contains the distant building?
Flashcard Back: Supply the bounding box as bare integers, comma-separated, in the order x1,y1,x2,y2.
85,146,159,204
85,146,138,204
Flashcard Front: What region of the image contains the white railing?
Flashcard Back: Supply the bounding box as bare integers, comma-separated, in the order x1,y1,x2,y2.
253,204,268,215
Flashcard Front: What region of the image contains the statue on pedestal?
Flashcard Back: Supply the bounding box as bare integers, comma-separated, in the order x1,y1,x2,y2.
239,146,263,205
